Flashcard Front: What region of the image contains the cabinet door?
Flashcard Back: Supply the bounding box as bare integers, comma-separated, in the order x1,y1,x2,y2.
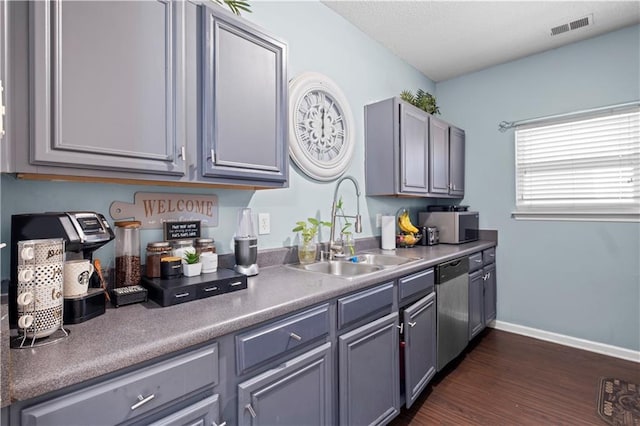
483,264,497,323
237,342,332,426
30,1,186,176
428,116,450,194
148,394,219,426
449,126,465,197
403,292,436,409
399,103,429,193
201,6,287,184
468,269,485,340
339,312,400,426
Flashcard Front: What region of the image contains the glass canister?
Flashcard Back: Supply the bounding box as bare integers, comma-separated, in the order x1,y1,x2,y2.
114,221,141,287
172,239,194,262
145,241,172,278
195,238,216,255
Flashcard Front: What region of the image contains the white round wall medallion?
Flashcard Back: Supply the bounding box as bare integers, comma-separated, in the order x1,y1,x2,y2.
288,72,355,181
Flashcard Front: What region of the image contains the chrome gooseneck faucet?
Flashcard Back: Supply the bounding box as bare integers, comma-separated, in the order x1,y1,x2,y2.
329,175,362,258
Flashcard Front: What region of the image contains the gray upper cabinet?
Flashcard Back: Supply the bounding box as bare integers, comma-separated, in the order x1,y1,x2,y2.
365,98,429,196
428,116,449,195
449,126,465,197
29,0,187,176
365,97,465,198
201,5,288,185
237,342,333,426
429,117,465,197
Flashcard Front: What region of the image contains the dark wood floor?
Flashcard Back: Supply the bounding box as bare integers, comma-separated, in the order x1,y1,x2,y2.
390,328,640,425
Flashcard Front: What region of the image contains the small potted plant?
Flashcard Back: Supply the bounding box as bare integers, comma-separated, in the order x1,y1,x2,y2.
182,250,202,277
293,218,331,264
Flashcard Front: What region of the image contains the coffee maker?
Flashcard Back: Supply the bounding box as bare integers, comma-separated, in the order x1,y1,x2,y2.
10,212,115,327
234,208,258,276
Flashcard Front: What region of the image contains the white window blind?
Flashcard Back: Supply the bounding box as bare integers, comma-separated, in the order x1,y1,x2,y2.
514,109,640,220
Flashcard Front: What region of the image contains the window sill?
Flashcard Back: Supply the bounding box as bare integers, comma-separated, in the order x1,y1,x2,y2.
511,211,640,223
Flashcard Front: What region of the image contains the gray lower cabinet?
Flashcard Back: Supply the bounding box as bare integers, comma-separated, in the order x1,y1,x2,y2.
468,269,485,340
20,344,219,426
29,0,187,176
339,312,400,426
403,292,436,409
148,394,220,426
483,263,497,323
201,4,288,184
237,342,333,426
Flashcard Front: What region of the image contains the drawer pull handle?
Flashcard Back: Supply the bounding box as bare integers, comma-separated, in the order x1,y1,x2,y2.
230,281,243,287
204,286,219,292
213,422,227,426
289,332,302,341
474,259,482,263
408,321,417,328
175,292,190,298
245,403,257,418
131,393,155,410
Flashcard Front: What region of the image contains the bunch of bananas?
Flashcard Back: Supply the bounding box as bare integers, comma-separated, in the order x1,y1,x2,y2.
397,211,421,246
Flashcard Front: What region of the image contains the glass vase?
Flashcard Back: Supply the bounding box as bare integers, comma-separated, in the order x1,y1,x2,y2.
298,240,317,264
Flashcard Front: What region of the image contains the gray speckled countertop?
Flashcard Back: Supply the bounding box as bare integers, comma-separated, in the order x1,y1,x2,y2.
5,240,496,403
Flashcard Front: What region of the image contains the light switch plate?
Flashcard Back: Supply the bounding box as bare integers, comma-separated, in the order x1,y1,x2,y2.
258,213,270,235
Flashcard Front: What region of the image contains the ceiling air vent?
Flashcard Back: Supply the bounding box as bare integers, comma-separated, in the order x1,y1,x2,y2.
550,14,594,36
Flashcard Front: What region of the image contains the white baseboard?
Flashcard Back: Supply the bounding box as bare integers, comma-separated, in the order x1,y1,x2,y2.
490,320,640,363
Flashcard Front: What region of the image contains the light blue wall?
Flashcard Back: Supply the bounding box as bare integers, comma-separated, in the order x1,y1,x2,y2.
0,1,434,278
436,25,640,351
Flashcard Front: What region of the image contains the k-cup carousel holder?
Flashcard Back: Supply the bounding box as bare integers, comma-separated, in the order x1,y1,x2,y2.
11,239,69,349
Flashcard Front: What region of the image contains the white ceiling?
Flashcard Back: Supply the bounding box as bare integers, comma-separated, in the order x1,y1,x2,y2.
322,1,640,82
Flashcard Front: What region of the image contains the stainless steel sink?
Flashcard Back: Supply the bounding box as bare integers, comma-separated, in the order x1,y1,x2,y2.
349,253,420,268
290,261,382,278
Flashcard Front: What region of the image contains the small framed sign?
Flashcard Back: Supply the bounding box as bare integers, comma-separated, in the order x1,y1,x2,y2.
164,220,202,241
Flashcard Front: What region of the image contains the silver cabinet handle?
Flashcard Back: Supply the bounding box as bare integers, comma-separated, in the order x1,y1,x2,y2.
397,323,404,334
408,321,417,328
179,145,186,159
175,292,190,298
203,286,219,292
230,281,243,287
209,149,216,163
289,332,302,341
131,393,155,410
245,403,257,418
486,272,491,279
213,422,227,426
474,259,482,263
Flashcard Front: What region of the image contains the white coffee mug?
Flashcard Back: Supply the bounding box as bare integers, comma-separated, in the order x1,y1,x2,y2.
201,252,218,273
63,259,94,297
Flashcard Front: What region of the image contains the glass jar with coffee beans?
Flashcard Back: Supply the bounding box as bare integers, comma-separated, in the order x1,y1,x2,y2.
146,241,172,278
115,220,142,287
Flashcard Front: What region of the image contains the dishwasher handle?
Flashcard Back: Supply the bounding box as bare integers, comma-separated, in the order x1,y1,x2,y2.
436,256,469,283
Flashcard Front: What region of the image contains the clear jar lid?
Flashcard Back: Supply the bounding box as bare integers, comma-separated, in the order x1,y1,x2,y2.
114,220,141,228
147,241,171,252
195,238,214,246
171,239,194,248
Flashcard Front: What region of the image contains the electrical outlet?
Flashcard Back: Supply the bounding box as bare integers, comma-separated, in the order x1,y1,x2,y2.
258,213,270,235
376,213,382,228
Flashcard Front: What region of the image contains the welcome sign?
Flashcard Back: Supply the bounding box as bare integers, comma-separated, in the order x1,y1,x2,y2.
110,192,219,229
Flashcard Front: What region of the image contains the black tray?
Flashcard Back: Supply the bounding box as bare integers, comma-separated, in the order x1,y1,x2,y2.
141,268,248,307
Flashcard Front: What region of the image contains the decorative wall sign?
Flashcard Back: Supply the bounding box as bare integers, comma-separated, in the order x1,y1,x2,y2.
110,192,219,229
288,72,355,181
164,221,202,241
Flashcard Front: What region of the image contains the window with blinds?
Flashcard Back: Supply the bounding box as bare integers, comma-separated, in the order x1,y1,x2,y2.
514,108,640,220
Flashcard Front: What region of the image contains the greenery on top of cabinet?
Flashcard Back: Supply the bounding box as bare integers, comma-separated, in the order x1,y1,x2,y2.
214,0,252,15
400,89,440,115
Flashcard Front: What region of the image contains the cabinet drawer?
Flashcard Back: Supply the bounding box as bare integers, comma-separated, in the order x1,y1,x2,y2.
236,304,329,375
21,344,219,426
337,282,394,330
483,248,496,265
468,252,483,272
398,269,434,303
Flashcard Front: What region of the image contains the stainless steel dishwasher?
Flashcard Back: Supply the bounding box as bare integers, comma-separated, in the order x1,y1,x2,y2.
436,256,469,371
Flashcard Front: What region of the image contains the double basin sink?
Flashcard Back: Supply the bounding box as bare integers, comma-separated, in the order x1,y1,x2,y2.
288,252,422,279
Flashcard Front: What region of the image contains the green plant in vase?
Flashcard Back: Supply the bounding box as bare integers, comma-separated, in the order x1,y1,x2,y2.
293,218,331,264
335,197,355,256
182,250,202,277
